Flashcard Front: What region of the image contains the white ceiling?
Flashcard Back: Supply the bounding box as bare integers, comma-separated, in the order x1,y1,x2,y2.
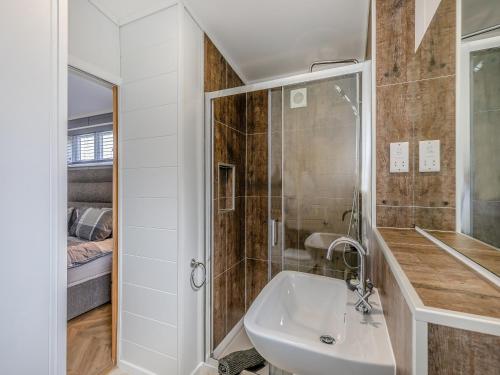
68,70,113,119
87,0,370,83
185,0,370,83
90,0,176,25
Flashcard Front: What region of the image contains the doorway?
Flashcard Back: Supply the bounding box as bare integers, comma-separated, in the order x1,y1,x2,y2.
66,67,119,375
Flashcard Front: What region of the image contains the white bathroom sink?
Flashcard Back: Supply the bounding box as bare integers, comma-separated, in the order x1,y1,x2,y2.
244,271,394,375
304,232,342,251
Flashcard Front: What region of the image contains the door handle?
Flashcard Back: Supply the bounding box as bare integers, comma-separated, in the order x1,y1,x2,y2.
271,219,279,247
190,258,206,289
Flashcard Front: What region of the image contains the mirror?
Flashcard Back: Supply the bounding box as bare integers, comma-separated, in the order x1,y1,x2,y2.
462,0,500,39
422,1,500,278
423,230,500,277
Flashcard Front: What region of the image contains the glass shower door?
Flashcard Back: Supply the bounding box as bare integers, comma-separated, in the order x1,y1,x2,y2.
270,73,363,280
205,63,371,361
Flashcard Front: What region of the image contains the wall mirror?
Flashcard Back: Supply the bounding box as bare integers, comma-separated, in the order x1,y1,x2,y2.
424,0,500,278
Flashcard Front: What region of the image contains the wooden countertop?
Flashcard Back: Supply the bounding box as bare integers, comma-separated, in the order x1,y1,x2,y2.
426,230,500,276
378,228,500,319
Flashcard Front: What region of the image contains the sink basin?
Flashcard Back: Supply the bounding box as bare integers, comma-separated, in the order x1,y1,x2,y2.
304,232,342,251
244,271,394,375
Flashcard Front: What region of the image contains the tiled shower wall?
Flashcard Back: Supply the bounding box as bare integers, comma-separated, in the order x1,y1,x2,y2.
204,35,246,347
212,93,247,347
245,91,271,307
375,0,456,230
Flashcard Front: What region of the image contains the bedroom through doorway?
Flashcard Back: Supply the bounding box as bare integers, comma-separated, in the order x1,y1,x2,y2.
66,68,118,375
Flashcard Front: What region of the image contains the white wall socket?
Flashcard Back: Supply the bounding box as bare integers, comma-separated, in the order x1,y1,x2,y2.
419,140,440,172
390,142,409,173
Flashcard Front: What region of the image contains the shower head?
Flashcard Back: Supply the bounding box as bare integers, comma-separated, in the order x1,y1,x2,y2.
334,84,359,117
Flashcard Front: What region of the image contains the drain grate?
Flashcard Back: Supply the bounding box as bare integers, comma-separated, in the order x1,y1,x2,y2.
320,335,335,345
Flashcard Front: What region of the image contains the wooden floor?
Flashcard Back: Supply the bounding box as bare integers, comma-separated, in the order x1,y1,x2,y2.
67,304,113,375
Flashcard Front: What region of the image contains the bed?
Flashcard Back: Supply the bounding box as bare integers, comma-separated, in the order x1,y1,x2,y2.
67,235,113,320
67,166,114,320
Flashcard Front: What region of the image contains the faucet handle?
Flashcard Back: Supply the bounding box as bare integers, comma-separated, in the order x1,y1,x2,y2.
366,279,374,293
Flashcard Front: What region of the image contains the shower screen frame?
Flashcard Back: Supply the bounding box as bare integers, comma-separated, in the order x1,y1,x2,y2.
203,61,372,362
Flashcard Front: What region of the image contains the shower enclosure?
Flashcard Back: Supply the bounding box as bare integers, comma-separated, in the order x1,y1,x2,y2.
204,63,372,360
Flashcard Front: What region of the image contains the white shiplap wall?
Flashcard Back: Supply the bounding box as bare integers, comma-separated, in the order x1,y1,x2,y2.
0,0,64,373
69,0,121,83
119,6,180,374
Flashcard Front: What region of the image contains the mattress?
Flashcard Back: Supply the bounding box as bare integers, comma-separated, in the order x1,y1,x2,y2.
67,252,112,287
67,236,113,287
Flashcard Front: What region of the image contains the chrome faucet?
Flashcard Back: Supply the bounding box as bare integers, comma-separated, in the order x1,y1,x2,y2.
326,237,373,313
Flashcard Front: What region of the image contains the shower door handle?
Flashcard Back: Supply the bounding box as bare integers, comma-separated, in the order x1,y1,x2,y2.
190,258,206,290
271,219,279,247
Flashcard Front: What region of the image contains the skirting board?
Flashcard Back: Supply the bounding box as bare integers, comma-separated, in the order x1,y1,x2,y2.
118,360,156,375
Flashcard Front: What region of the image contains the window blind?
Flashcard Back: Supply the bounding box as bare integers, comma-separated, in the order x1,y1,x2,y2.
101,131,114,160
67,130,113,165
78,134,95,161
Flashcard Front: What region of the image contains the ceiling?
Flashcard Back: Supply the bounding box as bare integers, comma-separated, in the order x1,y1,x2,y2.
185,0,370,82
90,0,176,25
463,0,500,37
68,70,113,119
87,0,370,83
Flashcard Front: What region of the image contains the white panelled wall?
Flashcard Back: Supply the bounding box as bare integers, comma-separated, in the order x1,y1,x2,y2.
1,0,66,374
119,3,204,374
69,0,121,83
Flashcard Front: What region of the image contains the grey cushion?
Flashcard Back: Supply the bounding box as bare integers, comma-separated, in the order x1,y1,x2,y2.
69,207,113,241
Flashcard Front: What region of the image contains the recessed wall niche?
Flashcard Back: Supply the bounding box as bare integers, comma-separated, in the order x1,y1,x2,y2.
218,163,235,211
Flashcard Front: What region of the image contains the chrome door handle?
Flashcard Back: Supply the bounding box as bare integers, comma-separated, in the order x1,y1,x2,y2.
271,219,279,247
190,258,206,289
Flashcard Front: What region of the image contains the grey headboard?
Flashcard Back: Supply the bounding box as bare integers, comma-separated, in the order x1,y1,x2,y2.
68,166,113,208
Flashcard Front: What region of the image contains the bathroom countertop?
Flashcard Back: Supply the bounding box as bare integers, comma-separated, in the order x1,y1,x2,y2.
377,228,500,319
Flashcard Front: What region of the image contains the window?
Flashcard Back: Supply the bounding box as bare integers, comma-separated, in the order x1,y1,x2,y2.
78,134,95,161
101,131,114,160
67,137,73,164
67,131,113,165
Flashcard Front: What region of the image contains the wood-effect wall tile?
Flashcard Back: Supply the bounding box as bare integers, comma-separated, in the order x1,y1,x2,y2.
227,261,245,329
246,197,269,260
246,133,269,197
213,208,226,278
414,207,455,231
428,324,500,375
213,273,226,348
247,90,268,134
376,0,455,86
227,64,244,89
226,198,245,268
376,206,414,228
204,35,225,92
246,259,269,307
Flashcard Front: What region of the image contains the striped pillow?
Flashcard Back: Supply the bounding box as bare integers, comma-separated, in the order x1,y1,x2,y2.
69,207,113,241
67,207,75,230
